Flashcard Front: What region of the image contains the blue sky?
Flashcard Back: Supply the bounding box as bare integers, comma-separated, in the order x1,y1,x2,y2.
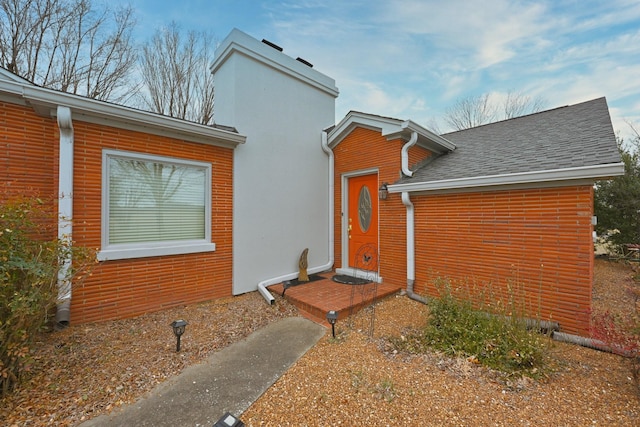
120,0,640,139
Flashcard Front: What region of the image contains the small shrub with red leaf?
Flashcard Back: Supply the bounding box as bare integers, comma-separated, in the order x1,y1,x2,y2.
591,284,640,393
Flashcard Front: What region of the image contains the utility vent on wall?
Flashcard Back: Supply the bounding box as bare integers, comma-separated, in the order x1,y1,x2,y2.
261,39,283,51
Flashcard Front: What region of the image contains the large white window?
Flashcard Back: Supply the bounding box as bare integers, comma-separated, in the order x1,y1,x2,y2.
98,150,214,261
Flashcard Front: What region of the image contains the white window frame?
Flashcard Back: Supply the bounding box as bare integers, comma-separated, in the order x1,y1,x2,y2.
97,149,215,261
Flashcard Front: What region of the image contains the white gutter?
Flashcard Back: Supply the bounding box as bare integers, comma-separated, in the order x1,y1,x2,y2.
56,106,74,326
24,85,245,148
257,130,335,304
0,77,246,149
401,192,427,304
389,162,625,194
401,131,418,177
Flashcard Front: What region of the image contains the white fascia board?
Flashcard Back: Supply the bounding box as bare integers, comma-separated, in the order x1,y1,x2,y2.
382,120,456,153
328,111,403,148
23,86,246,148
403,120,456,152
211,28,339,98
327,111,456,153
388,162,625,193
0,78,24,96
1,77,246,149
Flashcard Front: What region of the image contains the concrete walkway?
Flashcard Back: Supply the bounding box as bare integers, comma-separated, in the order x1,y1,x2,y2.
80,317,326,427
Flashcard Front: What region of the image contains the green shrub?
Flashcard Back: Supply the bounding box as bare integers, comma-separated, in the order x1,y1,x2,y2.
393,279,549,378
0,193,95,395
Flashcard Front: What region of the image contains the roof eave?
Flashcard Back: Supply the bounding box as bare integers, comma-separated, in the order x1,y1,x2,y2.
388,162,625,194
0,72,247,148
3,81,246,149
383,120,456,154
327,113,456,154
327,111,403,148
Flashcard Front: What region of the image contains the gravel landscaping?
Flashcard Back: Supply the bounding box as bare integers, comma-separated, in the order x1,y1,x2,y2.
1,259,639,426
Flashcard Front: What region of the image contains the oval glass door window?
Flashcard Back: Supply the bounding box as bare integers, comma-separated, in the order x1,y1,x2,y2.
358,185,372,232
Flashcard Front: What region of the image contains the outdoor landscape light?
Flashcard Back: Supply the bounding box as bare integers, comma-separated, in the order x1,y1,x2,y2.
170,319,188,352
378,182,389,200
214,412,245,427
326,310,338,338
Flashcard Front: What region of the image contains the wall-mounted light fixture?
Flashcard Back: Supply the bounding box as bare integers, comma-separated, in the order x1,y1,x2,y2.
378,183,389,200
170,319,188,352
326,310,338,338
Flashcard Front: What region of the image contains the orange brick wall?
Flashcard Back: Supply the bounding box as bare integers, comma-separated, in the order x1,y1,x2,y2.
2,101,234,324
1,102,57,201
333,126,431,287
412,186,594,335
334,125,595,335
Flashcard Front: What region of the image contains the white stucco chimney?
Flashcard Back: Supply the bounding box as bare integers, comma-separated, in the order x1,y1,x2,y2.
211,29,339,295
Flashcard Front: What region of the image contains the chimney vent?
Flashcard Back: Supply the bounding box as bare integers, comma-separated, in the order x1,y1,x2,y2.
261,39,283,52
296,57,313,68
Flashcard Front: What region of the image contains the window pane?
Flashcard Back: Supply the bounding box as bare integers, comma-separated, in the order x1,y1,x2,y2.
358,185,372,232
108,156,206,244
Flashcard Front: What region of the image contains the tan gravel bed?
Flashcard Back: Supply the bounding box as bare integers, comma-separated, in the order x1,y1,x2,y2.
1,259,639,426
243,294,639,426
0,293,299,426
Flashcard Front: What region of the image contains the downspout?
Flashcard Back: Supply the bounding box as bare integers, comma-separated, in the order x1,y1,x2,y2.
56,106,73,327
257,130,335,304
401,131,418,177
320,129,335,270
401,191,427,304
551,331,637,357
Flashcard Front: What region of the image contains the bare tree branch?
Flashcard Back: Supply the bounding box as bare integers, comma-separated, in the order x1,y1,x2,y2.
444,93,497,131
503,90,546,119
444,91,547,131
138,22,216,125
0,0,136,102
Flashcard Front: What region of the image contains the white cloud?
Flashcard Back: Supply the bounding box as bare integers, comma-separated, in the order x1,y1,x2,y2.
373,0,551,68
111,0,640,140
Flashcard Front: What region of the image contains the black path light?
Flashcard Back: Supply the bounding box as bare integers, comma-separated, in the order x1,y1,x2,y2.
326,310,338,338
214,412,245,426
170,319,188,352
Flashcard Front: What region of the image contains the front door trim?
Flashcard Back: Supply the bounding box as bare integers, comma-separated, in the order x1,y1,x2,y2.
336,168,383,283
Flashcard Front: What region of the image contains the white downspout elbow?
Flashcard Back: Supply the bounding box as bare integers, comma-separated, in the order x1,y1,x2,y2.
257,131,335,304
56,106,74,326
402,191,427,304
401,131,418,177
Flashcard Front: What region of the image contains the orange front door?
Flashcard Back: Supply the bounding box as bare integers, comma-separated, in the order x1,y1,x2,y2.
347,173,379,271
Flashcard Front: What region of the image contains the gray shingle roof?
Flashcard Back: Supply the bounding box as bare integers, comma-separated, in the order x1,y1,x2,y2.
398,97,621,185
